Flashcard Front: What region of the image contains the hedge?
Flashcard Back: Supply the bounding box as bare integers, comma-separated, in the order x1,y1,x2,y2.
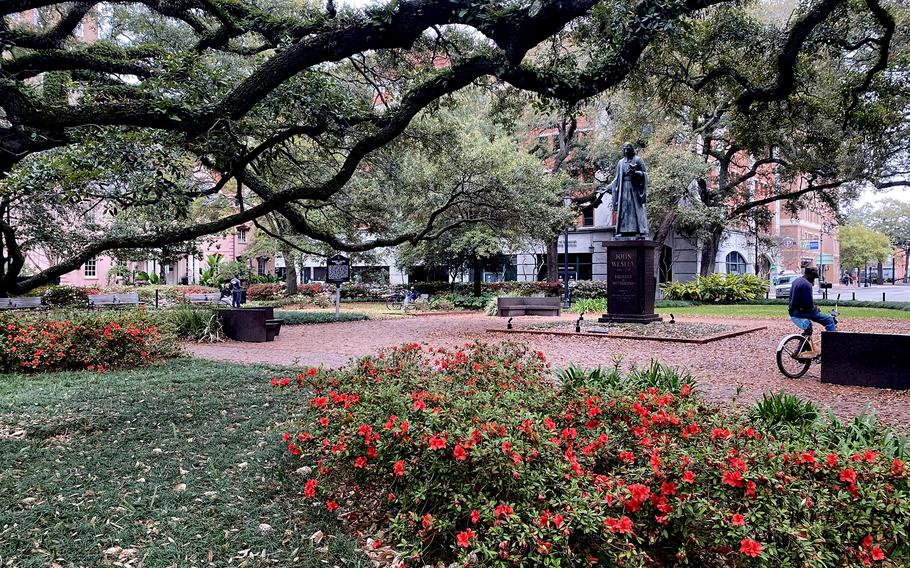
274,311,369,325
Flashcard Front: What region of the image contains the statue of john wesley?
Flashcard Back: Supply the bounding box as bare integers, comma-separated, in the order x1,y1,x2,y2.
609,143,649,238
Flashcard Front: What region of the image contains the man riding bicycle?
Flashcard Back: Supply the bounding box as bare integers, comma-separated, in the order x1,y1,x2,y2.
789,265,837,338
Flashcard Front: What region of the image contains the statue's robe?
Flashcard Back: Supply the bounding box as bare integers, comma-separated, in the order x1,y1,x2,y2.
610,156,649,237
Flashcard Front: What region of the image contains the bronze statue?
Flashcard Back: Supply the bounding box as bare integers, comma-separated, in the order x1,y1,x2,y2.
609,143,649,238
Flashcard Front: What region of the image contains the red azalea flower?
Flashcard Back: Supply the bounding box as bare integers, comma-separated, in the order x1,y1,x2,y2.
429,435,447,450
681,470,695,483
739,538,762,558
470,509,480,524
552,513,564,529
456,529,476,547
840,468,857,484
862,535,873,548
354,456,367,468
304,479,318,498
421,513,434,530
871,546,885,561
679,384,692,397
495,504,514,519
721,469,744,488
326,500,339,512
393,460,405,476
731,514,745,526
453,444,467,461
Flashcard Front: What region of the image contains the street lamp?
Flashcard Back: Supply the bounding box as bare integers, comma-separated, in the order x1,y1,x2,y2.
819,221,834,283
563,192,572,309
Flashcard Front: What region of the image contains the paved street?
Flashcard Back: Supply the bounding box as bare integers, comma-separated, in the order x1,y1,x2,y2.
823,284,910,302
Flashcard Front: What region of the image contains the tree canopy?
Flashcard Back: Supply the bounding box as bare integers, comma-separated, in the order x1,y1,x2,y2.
1,0,906,293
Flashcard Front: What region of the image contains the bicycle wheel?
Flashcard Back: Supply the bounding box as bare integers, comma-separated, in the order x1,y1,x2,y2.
386,298,402,311
776,335,812,378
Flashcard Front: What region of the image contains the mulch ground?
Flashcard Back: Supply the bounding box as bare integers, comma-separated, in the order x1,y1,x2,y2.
188,313,910,427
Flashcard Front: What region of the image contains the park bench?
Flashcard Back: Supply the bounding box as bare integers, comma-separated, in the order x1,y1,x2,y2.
0,297,43,310
218,307,284,342
88,292,142,309
496,296,561,317
821,331,910,389
185,292,226,305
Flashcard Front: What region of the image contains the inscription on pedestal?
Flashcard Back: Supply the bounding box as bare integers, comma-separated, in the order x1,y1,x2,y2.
598,240,661,324
608,249,639,313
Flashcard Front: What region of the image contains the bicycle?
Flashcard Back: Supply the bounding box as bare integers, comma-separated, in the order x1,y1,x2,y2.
775,295,840,378
385,291,405,311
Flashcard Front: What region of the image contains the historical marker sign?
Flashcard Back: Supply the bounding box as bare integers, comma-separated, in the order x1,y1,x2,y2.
326,254,351,283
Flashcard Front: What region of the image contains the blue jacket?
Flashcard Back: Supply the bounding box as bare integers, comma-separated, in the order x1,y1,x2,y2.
788,277,816,316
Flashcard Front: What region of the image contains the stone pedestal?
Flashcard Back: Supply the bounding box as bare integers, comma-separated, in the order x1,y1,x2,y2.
597,240,662,324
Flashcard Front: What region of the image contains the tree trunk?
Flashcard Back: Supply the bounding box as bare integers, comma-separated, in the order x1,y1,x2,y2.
285,256,298,295
904,247,909,283
473,255,482,297
699,230,722,276
877,261,884,285
546,240,558,282
652,212,677,281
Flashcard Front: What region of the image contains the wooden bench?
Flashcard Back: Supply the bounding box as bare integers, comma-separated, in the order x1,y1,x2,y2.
88,292,141,308
821,331,910,389
185,292,226,305
496,296,561,317
0,297,43,310
218,307,284,342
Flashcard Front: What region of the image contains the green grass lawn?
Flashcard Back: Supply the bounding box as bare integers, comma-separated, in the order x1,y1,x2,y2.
0,359,367,567
655,304,910,320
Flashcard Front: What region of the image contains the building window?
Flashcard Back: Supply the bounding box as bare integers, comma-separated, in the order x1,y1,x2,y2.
725,251,747,275
257,257,266,276
84,257,97,277
237,228,247,243
582,207,595,227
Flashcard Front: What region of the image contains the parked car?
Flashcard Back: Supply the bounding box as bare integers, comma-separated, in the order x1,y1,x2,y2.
774,273,799,299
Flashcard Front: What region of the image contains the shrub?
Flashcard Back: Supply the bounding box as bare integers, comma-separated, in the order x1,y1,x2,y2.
246,283,285,300
340,283,384,301
571,280,610,300
662,274,769,303
0,310,175,372
274,310,368,325
275,343,910,567
167,306,224,342
40,285,93,307
434,293,495,311
428,297,456,311
571,297,607,314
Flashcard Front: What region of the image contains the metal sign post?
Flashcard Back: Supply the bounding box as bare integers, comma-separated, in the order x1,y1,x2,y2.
326,254,351,321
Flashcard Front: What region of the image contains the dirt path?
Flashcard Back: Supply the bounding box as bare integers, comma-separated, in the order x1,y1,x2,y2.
188,313,910,426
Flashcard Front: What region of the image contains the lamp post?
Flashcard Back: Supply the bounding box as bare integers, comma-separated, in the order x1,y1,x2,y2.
819,221,833,283
563,192,572,309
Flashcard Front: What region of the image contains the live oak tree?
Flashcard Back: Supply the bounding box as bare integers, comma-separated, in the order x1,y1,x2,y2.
621,0,909,274
0,0,905,294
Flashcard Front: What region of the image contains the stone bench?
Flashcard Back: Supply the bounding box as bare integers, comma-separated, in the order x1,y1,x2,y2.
821,331,910,389
0,296,43,310
496,296,561,317
218,307,284,342
88,293,141,308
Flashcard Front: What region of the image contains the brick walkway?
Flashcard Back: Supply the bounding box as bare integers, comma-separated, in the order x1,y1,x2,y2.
188,313,910,426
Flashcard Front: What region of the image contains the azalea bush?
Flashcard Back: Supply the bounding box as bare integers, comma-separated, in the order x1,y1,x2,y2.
0,311,176,373
274,343,909,567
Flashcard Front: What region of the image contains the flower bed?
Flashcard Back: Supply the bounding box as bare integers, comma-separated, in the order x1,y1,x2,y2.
0,311,176,373
274,343,909,566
